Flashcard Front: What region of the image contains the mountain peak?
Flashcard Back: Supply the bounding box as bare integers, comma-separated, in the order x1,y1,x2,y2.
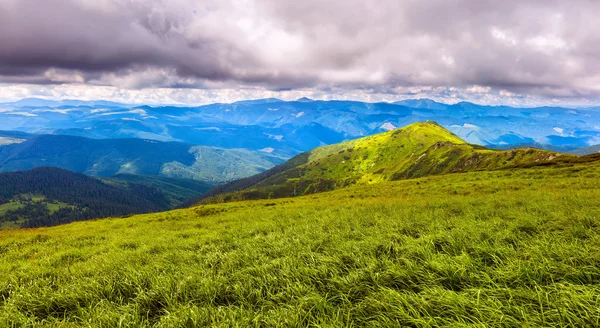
386,121,463,143
394,98,448,109
232,98,283,105
296,97,314,102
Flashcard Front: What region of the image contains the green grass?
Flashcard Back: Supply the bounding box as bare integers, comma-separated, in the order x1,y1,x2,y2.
46,202,74,214
0,219,24,230
1,161,600,326
0,200,25,216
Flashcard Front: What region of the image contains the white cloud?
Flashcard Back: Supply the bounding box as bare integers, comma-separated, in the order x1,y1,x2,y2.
90,108,113,113
34,109,71,114
195,127,222,131
380,122,397,131
0,0,598,106
265,133,283,141
95,109,147,117
527,35,567,53
491,27,517,46
7,111,37,117
1,82,599,107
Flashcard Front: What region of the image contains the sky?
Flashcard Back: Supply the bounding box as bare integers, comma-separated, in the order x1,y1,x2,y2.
1,0,599,106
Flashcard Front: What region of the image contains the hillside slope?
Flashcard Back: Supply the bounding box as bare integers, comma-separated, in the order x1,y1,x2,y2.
196,122,573,203
1,159,599,326
0,134,285,183
0,168,212,229
105,174,213,206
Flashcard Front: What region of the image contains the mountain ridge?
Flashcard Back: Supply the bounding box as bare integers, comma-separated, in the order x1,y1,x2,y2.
1,97,598,153
193,121,579,204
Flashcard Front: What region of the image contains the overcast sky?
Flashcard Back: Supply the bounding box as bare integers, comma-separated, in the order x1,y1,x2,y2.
1,0,599,106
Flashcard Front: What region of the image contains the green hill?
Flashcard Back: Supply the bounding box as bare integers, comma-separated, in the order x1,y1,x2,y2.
196,121,574,203
1,157,599,326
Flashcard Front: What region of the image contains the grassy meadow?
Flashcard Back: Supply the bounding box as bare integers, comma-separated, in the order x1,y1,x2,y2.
1,162,600,326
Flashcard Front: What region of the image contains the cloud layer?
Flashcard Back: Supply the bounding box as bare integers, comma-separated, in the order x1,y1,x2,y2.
1,0,599,104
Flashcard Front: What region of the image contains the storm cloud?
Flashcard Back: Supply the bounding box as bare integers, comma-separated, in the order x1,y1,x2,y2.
0,0,599,103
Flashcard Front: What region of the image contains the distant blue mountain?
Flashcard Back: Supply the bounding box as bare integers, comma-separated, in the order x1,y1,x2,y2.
232,98,283,105
296,97,314,102
0,134,284,183
0,98,598,155
394,99,448,110
571,144,600,156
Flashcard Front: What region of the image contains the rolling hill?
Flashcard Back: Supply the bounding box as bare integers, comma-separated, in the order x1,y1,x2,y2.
194,121,576,203
0,134,285,184
0,167,213,229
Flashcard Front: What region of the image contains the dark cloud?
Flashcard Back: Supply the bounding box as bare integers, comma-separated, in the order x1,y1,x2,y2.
0,0,599,99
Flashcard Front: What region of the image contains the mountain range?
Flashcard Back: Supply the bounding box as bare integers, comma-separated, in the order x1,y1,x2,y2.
1,98,599,155
0,131,284,184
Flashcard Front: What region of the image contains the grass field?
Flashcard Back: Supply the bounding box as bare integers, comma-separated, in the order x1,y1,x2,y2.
1,162,600,326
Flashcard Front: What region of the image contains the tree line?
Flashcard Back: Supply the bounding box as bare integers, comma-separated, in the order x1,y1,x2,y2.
0,167,175,228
